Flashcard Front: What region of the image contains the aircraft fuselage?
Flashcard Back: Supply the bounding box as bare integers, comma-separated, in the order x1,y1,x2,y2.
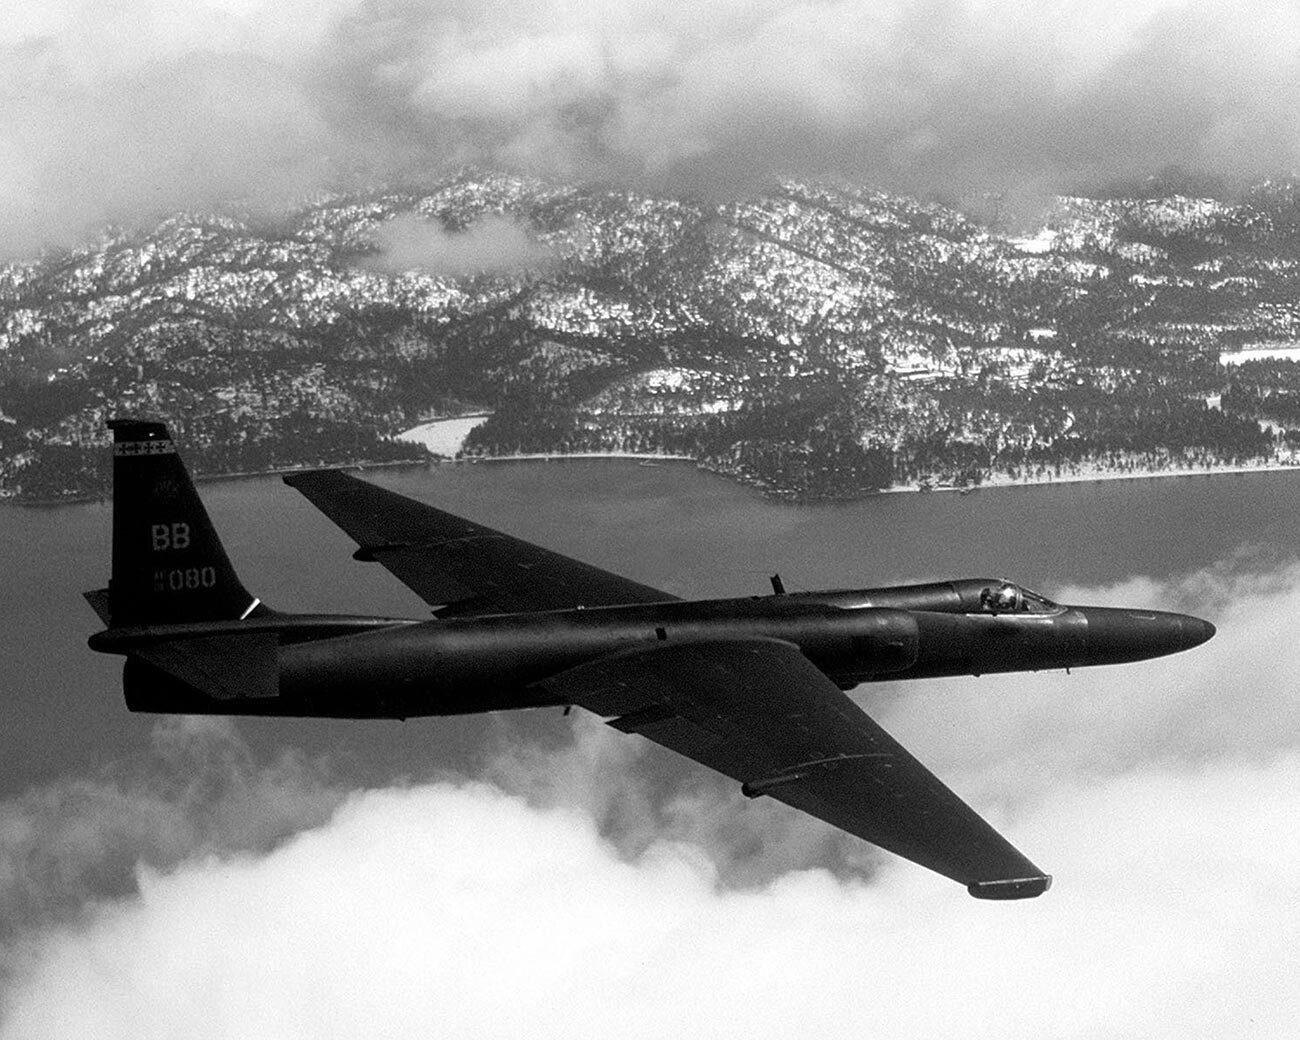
104,581,1211,719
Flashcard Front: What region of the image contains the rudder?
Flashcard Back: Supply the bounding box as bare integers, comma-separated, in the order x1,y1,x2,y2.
104,419,264,626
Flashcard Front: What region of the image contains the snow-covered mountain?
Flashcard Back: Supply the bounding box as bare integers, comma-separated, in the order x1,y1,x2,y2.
4,171,1299,500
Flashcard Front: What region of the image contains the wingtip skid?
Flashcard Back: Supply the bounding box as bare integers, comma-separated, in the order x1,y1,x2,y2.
967,875,1053,900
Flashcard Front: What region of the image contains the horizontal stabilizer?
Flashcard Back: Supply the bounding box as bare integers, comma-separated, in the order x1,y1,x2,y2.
83,588,112,625
133,633,279,701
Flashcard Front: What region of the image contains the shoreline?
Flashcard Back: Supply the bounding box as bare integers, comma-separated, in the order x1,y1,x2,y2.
7,452,1300,508
3,456,432,508
880,459,1300,495
458,451,696,464
455,450,1300,495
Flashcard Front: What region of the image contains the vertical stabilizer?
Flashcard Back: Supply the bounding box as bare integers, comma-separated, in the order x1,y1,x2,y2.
106,419,264,627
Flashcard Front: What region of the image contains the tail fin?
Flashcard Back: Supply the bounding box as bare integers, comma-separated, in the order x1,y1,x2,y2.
99,419,265,627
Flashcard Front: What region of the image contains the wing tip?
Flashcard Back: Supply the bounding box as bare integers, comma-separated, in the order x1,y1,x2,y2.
967,875,1053,900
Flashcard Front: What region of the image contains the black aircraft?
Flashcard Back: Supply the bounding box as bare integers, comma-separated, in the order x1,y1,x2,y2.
86,420,1215,899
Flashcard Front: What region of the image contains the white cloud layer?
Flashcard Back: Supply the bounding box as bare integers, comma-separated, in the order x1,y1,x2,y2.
2,558,1299,1037
3,763,1299,1039
5,0,1300,254
365,213,563,277
0,717,346,944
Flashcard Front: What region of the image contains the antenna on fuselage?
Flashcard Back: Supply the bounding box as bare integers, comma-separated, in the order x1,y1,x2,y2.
770,574,786,596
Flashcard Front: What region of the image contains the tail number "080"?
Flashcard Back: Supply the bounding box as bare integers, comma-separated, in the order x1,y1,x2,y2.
154,567,218,593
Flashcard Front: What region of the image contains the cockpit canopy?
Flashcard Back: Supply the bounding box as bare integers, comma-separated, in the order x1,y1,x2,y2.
976,581,1060,615
806,579,1065,616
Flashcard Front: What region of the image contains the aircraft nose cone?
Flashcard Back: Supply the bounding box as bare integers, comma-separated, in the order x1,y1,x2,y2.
1081,607,1215,665
1179,615,1216,651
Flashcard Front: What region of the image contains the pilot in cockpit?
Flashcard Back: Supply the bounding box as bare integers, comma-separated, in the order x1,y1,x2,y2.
980,583,1019,614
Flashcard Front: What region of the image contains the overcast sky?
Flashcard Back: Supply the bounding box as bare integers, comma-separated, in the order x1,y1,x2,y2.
4,0,1300,254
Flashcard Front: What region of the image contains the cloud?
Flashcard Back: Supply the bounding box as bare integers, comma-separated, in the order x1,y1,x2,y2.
2,758,1299,1039
0,47,333,254
5,0,1300,254
363,213,564,277
0,717,345,946
484,710,864,888
2,553,1300,1037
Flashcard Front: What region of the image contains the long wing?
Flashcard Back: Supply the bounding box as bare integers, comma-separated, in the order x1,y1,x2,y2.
538,637,1050,899
284,469,674,616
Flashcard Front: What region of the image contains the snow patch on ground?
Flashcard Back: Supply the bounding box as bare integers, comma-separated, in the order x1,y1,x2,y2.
1220,345,1300,366
397,415,490,456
